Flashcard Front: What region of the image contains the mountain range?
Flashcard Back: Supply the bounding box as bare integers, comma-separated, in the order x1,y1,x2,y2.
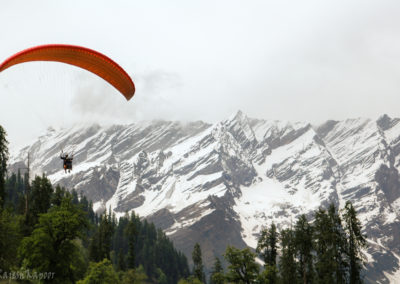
10,111,400,283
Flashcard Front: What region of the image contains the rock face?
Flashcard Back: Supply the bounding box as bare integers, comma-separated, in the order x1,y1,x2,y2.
10,112,400,283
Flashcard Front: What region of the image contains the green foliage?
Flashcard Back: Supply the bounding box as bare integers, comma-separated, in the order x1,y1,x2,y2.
89,209,114,262
125,212,137,269
0,125,9,209
210,257,225,284
19,196,89,283
77,259,119,284
342,201,367,284
0,153,188,284
192,243,205,282
28,175,54,224
279,228,297,284
257,223,278,283
0,124,368,284
156,267,168,284
313,204,348,284
88,210,189,283
0,208,22,270
52,184,67,207
4,171,25,212
257,223,278,266
294,214,314,283
258,265,278,284
224,246,259,284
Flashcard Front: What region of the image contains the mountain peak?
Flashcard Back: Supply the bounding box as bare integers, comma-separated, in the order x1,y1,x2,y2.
377,114,393,131
227,110,246,122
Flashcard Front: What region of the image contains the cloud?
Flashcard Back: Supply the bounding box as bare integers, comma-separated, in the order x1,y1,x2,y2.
69,69,183,124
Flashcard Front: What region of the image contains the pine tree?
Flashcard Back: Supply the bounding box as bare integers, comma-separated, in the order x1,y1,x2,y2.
89,210,115,262
0,125,8,209
30,175,53,215
16,170,26,214
125,212,137,269
192,243,205,282
117,248,126,271
313,207,332,283
4,172,17,208
328,203,348,283
72,188,79,204
51,184,65,206
314,204,347,283
342,201,367,284
294,214,314,283
23,175,54,233
257,223,278,283
209,257,224,284
279,228,297,284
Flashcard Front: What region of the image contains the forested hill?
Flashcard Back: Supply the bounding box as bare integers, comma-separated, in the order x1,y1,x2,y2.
1,172,190,283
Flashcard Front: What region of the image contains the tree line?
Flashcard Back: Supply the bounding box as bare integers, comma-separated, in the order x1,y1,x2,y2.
182,202,367,284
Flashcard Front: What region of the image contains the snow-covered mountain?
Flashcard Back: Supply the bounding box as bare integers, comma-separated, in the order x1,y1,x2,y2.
10,111,400,283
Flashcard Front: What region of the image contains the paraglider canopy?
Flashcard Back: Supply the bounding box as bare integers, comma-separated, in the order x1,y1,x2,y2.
0,44,135,100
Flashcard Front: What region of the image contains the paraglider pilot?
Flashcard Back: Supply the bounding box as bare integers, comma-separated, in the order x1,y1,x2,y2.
60,151,73,173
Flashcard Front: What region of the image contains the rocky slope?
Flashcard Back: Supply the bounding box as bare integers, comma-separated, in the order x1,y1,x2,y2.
10,112,400,283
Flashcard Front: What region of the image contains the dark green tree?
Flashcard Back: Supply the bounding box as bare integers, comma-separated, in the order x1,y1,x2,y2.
30,175,53,215
314,204,347,284
22,175,54,235
19,196,89,283
89,209,114,262
257,223,278,283
314,207,334,283
279,228,297,284
224,246,259,284
52,184,66,207
4,171,26,212
117,249,126,271
0,125,8,209
342,201,367,284
192,242,205,282
0,208,21,270
125,212,137,269
294,215,314,283
71,188,79,205
209,257,225,284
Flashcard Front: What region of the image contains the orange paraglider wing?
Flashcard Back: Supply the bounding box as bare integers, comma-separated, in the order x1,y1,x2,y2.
0,44,135,100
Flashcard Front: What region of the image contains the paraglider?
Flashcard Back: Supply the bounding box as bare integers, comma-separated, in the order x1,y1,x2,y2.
0,44,135,100
60,151,73,173
0,44,136,172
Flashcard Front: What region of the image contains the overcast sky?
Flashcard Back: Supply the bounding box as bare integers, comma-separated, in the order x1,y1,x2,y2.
1,0,400,149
